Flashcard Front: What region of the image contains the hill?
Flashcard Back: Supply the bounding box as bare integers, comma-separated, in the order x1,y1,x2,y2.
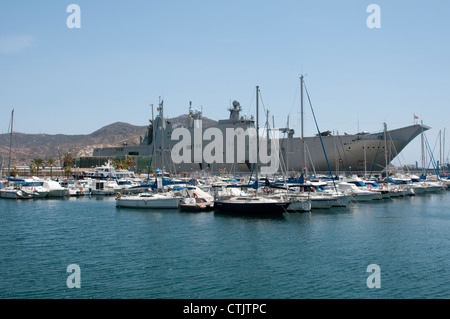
0,115,217,167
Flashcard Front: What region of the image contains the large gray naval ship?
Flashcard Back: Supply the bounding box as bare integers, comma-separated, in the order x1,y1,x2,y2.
92,96,428,175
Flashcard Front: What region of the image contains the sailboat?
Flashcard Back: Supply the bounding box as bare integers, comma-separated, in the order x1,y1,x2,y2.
214,86,290,214
0,110,34,199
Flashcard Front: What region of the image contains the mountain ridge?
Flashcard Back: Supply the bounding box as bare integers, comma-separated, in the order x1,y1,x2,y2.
0,115,217,166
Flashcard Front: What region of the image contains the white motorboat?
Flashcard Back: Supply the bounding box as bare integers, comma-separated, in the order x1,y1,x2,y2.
115,191,182,209
173,186,215,211
8,178,49,198
0,186,34,199
344,178,384,200
363,181,391,199
23,184,49,198
337,182,381,202
42,180,68,197
310,182,352,207
83,160,136,180
60,180,86,196
410,176,445,193
91,180,122,196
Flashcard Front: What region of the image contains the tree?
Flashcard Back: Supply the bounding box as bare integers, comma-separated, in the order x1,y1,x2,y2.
10,166,19,178
63,153,74,168
46,158,56,177
64,165,72,178
112,159,122,170
124,156,135,170
32,158,44,177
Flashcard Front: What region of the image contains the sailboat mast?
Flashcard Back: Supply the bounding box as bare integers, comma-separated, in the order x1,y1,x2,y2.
384,122,388,180
7,109,14,178
442,127,446,173
256,86,259,186
439,129,442,173
300,75,307,177
421,120,425,175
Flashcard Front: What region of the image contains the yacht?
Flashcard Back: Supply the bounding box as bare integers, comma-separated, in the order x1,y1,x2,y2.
363,180,391,199
173,185,215,211
337,181,381,202
410,175,445,193
0,185,34,199
91,180,122,195
115,191,182,209
42,180,68,197
60,180,86,196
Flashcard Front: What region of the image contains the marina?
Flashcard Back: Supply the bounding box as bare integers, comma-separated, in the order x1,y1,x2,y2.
2,1,450,302
2,81,449,301
1,180,450,299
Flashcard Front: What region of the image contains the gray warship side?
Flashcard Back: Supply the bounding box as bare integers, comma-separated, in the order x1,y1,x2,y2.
92,99,428,174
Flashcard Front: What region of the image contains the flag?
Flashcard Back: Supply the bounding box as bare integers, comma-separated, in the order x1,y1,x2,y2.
414,114,418,119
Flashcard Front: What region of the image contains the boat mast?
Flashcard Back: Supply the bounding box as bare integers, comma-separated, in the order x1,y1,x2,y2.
439,129,443,174
300,75,307,177
384,122,389,181
151,103,155,176
444,128,446,174
421,120,425,176
364,140,367,178
256,85,259,188
7,109,14,178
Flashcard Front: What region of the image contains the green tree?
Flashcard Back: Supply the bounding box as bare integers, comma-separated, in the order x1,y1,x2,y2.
124,156,135,170
63,153,74,168
10,166,19,177
64,165,72,178
32,158,44,177
112,159,122,170
46,158,56,177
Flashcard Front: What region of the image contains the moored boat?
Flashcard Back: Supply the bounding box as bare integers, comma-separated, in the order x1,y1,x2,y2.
115,191,182,209
173,186,215,211
215,195,290,214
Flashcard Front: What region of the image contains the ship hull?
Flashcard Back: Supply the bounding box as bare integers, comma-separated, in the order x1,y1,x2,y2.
92,124,426,174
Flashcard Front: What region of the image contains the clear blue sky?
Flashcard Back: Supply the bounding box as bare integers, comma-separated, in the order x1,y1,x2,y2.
1,0,449,165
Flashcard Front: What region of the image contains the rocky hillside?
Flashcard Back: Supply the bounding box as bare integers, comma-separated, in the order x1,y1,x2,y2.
0,115,217,167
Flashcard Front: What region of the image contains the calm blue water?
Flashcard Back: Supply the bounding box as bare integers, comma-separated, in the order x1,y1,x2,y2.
1,191,450,299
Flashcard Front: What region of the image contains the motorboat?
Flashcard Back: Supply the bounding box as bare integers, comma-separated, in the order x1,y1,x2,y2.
214,195,290,214
364,180,391,199
0,186,34,199
6,178,49,198
337,181,381,202
42,180,68,197
91,180,122,195
173,186,215,211
115,191,182,209
410,175,445,193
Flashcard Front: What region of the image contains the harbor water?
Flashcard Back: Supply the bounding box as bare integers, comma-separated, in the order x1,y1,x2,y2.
1,191,450,299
